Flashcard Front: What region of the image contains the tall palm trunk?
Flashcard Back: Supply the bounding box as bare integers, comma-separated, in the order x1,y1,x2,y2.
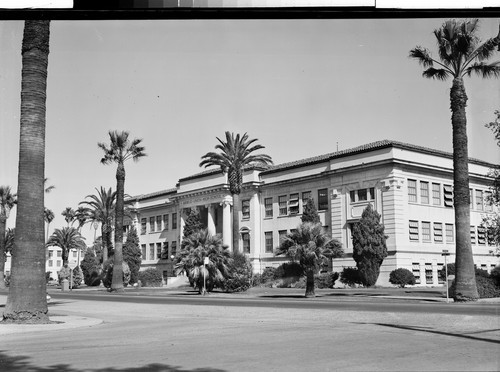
0,216,7,289
4,20,50,323
450,78,479,301
305,269,315,298
231,193,240,253
111,162,125,291
101,223,109,262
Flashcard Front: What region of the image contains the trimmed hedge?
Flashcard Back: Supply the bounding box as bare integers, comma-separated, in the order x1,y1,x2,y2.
389,268,416,288
295,272,339,289
340,267,362,287
138,268,163,287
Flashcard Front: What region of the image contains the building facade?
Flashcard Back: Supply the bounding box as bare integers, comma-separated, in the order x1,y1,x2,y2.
125,140,499,286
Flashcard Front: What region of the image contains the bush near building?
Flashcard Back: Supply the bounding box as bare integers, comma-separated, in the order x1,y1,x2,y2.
138,267,163,287
445,265,500,299
222,251,253,292
295,272,339,289
80,248,101,286
389,268,416,288
340,267,362,287
102,259,131,288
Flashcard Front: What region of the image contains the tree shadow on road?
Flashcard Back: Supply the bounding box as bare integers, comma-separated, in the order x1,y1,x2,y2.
354,322,500,344
0,351,227,372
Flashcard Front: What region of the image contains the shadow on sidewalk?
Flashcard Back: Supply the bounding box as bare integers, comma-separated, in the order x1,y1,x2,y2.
0,351,227,372
354,322,500,344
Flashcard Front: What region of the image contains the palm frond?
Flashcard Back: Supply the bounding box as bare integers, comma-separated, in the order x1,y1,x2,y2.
409,46,435,68
422,67,450,80
465,61,500,78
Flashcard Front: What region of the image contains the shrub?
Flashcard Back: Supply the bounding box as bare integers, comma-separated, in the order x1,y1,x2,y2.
490,265,500,286
261,267,277,283
438,263,455,282
81,249,101,286
223,252,253,292
274,262,303,280
138,267,164,287
389,268,416,288
102,259,131,288
295,272,339,289
340,267,362,287
475,275,500,298
72,266,84,288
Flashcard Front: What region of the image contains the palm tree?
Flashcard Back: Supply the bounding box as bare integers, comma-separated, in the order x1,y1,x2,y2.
276,222,343,298
200,132,273,252
44,178,55,194
61,207,76,227
79,187,116,262
4,228,15,257
174,229,231,294
0,186,17,289
74,206,88,233
98,130,146,292
410,19,500,301
44,208,54,241
4,20,51,323
47,227,85,267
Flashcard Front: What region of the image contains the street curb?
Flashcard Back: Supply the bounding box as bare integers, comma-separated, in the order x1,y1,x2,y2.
0,315,103,335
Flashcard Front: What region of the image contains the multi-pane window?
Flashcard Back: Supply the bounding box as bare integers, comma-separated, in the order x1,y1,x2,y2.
73,251,77,258
301,191,311,207
470,225,476,245
48,251,53,258
475,190,484,211
434,222,443,242
163,214,169,230
57,251,62,257
265,232,273,253
264,198,273,218
425,263,433,284
422,221,431,241
141,218,147,235
156,216,162,232
156,243,162,258
242,233,250,253
443,184,453,207
163,242,169,259
141,244,146,259
350,188,375,203
318,188,328,210
412,263,421,284
150,217,155,233
289,193,299,214
477,226,486,245
172,213,177,229
409,220,419,241
278,195,288,216
171,241,177,256
445,223,454,243
408,179,417,202
149,243,155,260
242,199,250,219
432,183,441,205
278,230,287,244
48,260,53,267
358,188,367,201
420,181,429,204
485,191,493,212
56,260,61,267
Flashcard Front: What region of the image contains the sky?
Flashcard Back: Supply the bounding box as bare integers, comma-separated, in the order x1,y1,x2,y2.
1,17,499,244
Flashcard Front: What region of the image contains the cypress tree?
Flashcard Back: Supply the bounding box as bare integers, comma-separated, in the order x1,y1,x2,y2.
352,204,388,287
123,226,142,284
301,198,320,224
181,208,205,249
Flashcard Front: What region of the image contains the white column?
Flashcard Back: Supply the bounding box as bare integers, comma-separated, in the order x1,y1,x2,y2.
179,209,186,241
221,198,232,249
207,204,216,235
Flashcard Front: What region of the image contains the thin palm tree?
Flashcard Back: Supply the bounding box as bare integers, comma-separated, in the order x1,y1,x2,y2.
46,227,85,267
276,222,343,298
74,206,88,233
174,229,231,294
61,207,76,227
44,208,54,241
410,19,500,301
0,186,17,289
98,130,146,292
4,20,51,323
200,132,273,252
79,187,116,262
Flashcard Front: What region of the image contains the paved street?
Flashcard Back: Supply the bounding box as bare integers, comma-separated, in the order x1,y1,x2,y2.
0,288,499,371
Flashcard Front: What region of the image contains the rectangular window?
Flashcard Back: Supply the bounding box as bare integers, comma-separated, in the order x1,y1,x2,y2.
57,251,62,257
420,181,429,204
470,225,476,245
409,220,419,241
141,218,147,235
475,190,484,211
149,217,155,233
443,184,453,207
156,242,162,258
412,263,421,284
318,188,328,210
156,216,162,232
349,190,356,203
163,214,169,230
445,223,454,243
264,198,273,218
302,191,311,206
485,191,493,212
278,230,287,244
171,241,177,256
422,221,431,241
425,263,433,284
163,242,169,259
278,195,288,216
149,243,155,260
48,260,53,267
408,179,417,202
141,244,146,259
357,188,367,201
432,183,441,206
56,260,61,267
242,199,250,219
265,232,273,253
434,222,443,242
172,213,177,229
242,233,250,253
48,251,53,258
477,226,486,245
368,187,375,201
73,251,77,258
289,193,299,214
